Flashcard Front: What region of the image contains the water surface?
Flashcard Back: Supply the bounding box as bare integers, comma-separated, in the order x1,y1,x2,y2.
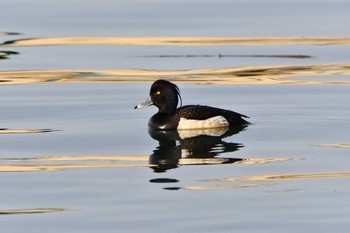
1,1,350,233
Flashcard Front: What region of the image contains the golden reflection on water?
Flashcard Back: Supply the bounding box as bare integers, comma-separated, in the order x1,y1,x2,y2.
0,156,297,172
0,52,7,58
234,157,302,165
1,63,350,85
0,208,67,215
0,129,55,134
206,170,350,182
312,143,350,148
0,51,18,59
182,183,270,190
174,170,350,191
3,37,350,46
0,32,22,36
0,156,152,172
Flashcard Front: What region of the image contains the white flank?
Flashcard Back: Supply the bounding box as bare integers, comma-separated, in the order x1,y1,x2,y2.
177,116,229,130
178,127,229,139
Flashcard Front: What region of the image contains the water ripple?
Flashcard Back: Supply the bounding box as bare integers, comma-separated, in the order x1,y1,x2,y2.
0,32,22,36
0,50,19,59
0,208,67,215
2,37,350,46
171,170,350,191
1,64,350,85
0,156,298,172
0,128,56,134
312,143,350,148
205,170,350,182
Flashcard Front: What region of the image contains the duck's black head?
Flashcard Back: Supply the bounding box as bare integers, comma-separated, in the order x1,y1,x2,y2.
135,79,182,114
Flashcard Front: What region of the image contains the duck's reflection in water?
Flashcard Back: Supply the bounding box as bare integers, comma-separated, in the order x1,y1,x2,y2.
148,125,247,173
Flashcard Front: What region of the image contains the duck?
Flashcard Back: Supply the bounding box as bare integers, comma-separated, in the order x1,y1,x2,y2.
134,79,250,130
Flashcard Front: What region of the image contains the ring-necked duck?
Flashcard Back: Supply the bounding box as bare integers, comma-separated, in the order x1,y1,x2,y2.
135,79,250,130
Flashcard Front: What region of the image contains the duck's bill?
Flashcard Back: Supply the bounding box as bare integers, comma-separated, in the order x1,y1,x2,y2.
134,96,153,109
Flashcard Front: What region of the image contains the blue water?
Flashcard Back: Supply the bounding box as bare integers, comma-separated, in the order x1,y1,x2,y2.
1,1,350,233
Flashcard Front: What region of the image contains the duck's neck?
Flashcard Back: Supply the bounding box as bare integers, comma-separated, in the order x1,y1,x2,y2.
158,102,177,114
158,106,177,114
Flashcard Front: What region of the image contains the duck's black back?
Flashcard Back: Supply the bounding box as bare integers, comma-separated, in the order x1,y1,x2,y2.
177,105,250,125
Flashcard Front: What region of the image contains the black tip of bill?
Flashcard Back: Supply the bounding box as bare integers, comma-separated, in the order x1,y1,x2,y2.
134,96,153,110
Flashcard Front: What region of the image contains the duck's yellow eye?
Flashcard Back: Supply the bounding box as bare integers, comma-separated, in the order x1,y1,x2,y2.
156,91,161,95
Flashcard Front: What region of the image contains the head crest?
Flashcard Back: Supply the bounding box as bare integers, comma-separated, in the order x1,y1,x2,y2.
172,82,182,107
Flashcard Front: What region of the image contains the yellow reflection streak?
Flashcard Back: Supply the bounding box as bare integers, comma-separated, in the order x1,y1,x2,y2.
235,157,302,165
206,170,350,182
182,183,269,190
13,155,150,161
0,155,152,172
312,143,350,148
0,156,299,172
0,129,54,134
178,170,350,191
0,164,154,172
3,37,350,46
0,32,22,36
0,208,67,215
1,63,350,85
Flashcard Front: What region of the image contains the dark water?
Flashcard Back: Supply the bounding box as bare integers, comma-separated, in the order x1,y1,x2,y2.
1,1,350,232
